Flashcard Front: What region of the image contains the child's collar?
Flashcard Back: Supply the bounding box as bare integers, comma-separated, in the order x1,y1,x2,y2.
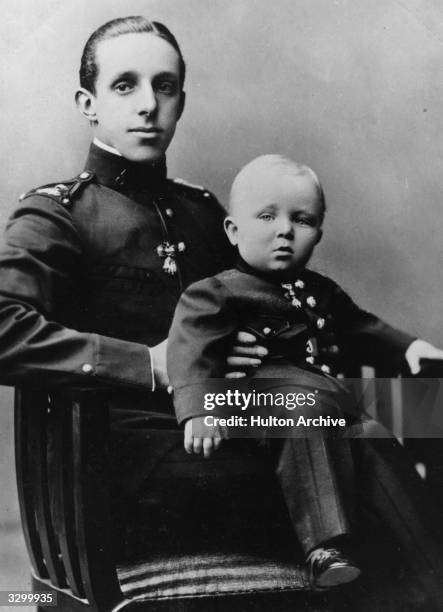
236,256,307,285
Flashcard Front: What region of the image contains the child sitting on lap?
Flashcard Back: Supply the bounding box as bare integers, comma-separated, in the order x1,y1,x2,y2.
167,154,443,588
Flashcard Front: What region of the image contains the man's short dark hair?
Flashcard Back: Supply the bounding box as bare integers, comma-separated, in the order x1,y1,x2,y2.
79,16,186,94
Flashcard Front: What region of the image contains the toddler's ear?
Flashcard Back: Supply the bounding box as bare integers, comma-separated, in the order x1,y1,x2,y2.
224,216,239,246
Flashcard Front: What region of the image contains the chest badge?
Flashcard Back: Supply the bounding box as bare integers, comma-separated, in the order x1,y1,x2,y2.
156,241,186,275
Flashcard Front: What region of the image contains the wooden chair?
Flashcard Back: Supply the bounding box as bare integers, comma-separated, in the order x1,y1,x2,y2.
15,361,443,612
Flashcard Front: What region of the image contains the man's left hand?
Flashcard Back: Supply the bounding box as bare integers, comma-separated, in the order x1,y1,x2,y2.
405,339,443,375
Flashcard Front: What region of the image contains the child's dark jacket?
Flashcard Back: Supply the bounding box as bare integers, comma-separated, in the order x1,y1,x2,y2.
168,263,414,424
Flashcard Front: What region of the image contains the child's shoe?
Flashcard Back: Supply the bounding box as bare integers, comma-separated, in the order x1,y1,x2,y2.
306,546,360,589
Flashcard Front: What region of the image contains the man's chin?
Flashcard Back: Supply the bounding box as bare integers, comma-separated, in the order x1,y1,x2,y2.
121,145,165,165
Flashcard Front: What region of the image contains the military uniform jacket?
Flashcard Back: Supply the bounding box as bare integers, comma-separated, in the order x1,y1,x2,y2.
0,143,234,391
168,262,415,423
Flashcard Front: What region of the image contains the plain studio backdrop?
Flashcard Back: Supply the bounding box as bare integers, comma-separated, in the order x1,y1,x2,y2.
0,0,442,585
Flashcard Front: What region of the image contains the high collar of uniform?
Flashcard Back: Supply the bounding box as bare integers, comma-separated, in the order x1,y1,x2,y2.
84,142,168,192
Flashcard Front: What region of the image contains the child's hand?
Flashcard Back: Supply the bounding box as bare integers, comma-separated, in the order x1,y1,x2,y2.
184,417,228,458
405,339,443,375
225,330,268,379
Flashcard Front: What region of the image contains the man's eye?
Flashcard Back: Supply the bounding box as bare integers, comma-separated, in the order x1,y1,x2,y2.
114,82,133,94
259,213,274,222
156,80,177,95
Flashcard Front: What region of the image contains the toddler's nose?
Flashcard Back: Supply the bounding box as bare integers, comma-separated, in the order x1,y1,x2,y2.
276,218,294,238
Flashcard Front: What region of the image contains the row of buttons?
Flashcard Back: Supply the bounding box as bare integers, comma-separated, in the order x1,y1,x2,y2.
281,280,336,375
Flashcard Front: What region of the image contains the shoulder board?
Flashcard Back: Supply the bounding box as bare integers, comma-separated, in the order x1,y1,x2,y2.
19,171,95,207
170,177,213,199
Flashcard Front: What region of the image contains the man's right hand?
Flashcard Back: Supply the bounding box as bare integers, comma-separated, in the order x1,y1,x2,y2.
150,339,169,389
225,331,268,378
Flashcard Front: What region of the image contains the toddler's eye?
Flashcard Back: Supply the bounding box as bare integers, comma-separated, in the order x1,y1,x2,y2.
297,217,315,227
259,213,274,222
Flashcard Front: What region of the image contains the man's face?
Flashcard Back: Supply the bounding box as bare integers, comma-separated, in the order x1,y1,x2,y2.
90,33,184,163
225,173,323,278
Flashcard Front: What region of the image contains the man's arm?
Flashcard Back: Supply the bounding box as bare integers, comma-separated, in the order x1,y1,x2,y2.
0,195,154,390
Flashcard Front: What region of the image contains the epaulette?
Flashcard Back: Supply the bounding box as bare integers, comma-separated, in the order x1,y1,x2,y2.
19,171,95,207
171,177,213,200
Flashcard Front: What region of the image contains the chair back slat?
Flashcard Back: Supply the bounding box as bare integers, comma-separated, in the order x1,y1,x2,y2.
47,392,86,598
27,390,67,587
14,389,47,578
71,392,123,610
373,378,394,431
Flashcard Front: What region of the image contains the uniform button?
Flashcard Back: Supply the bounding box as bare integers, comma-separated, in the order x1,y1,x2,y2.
79,171,90,179
306,356,315,364
165,208,174,217
81,363,94,375
329,345,339,354
317,318,325,329
295,280,305,289
115,170,126,185
62,197,70,204
177,241,186,252
320,364,331,374
262,327,272,335
307,296,317,308
203,191,211,198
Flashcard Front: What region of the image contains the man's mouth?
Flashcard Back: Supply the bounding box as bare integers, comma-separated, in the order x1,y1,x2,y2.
128,127,163,136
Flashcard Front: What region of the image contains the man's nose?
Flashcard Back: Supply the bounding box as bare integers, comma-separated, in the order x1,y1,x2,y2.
137,82,158,116
276,218,294,237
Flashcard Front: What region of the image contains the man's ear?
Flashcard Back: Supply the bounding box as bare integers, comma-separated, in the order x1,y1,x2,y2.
315,228,323,245
177,90,186,121
224,216,239,246
75,88,97,123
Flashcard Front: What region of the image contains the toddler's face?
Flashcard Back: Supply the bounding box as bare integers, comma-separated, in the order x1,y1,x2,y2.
225,173,323,278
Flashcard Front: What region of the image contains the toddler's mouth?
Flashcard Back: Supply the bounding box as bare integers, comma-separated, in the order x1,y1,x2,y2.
274,246,293,254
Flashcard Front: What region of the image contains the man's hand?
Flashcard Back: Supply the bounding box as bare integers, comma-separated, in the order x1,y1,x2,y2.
184,417,228,458
150,339,169,388
405,339,443,375
225,331,268,379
